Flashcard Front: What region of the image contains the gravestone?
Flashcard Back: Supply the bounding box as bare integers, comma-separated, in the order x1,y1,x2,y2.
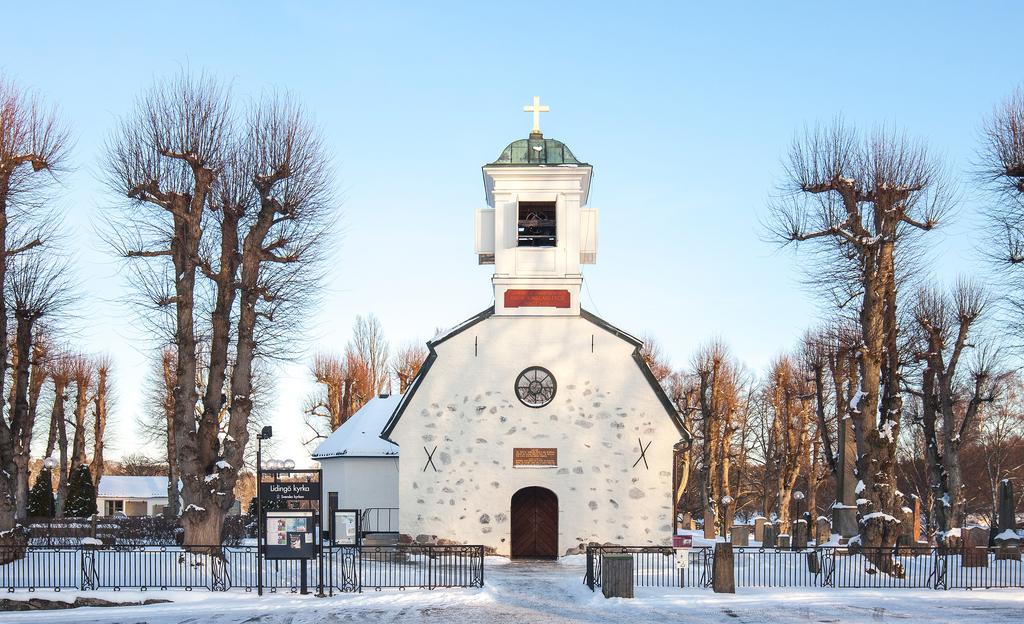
703,511,716,540
962,527,990,568
762,523,777,548
601,554,634,599
994,480,1021,561
680,512,694,531
777,533,791,549
712,542,735,593
815,517,831,546
792,520,808,550
730,525,750,547
910,496,922,542
832,416,859,538
753,516,767,542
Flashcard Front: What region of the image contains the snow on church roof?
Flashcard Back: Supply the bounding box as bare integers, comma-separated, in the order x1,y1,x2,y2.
312,394,402,459
98,476,169,499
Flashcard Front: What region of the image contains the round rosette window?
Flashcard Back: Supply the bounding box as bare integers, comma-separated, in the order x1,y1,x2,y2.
515,366,556,408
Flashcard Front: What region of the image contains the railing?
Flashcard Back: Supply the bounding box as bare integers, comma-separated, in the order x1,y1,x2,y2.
0,543,484,593
327,545,484,593
585,544,1024,591
360,508,399,535
585,545,712,590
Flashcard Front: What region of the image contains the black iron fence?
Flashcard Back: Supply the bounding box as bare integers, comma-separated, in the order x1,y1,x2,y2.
0,543,484,593
360,508,399,536
585,545,1024,591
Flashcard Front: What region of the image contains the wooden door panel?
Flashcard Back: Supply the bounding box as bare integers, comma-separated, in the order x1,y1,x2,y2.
511,487,558,559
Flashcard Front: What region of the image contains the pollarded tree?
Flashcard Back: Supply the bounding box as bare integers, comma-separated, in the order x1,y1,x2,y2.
0,76,70,534
105,73,335,546
979,86,1024,338
907,280,1001,540
766,355,813,526
767,120,950,571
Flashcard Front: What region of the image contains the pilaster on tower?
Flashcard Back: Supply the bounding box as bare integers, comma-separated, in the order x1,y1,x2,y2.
475,100,597,317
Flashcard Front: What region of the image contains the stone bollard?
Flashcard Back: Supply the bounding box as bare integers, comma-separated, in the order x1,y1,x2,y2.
712,542,735,593
762,523,777,548
601,554,634,599
730,525,750,547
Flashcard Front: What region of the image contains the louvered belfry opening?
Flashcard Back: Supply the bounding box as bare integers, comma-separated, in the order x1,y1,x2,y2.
510,486,559,559
517,201,557,247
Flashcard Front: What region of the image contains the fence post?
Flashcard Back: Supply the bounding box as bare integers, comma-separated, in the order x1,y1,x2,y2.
585,546,595,591
80,545,97,591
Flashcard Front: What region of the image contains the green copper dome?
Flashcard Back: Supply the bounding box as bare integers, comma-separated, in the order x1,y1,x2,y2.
490,134,587,166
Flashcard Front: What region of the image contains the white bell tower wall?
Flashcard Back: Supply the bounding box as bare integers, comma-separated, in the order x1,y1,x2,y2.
478,165,595,316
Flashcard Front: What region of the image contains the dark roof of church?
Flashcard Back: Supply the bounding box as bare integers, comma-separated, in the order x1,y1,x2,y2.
378,307,690,444
489,134,588,166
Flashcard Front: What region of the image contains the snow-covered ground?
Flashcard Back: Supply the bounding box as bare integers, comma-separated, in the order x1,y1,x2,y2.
4,557,1024,623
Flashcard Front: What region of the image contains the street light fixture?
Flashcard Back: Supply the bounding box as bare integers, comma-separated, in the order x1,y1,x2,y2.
255,426,272,597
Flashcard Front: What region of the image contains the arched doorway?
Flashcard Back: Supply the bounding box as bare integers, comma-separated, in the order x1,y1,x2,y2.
511,486,558,559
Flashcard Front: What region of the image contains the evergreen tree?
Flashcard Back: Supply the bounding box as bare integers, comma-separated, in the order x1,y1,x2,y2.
26,470,55,518
64,465,98,517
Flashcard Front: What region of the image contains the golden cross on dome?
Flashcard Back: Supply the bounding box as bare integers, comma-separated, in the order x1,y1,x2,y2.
523,96,549,135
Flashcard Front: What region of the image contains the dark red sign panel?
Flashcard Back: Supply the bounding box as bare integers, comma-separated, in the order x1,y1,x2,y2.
504,289,570,309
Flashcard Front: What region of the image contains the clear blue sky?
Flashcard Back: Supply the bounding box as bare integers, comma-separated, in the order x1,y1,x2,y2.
3,1,1019,465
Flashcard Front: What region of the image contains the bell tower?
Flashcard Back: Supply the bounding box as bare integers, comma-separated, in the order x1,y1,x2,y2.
476,97,597,316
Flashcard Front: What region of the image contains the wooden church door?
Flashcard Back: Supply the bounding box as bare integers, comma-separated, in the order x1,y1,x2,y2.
510,486,558,559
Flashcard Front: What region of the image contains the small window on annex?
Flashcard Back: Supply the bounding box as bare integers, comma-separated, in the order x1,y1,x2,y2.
518,201,556,247
105,499,124,516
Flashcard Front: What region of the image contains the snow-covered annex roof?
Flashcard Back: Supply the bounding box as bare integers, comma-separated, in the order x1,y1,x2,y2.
312,394,402,459
97,476,169,499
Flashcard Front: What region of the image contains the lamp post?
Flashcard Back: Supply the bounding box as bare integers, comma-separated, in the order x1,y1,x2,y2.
793,491,806,550
720,495,734,539
42,456,57,546
256,426,272,597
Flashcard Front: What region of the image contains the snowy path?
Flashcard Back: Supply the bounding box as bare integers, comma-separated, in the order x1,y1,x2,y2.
5,558,1024,623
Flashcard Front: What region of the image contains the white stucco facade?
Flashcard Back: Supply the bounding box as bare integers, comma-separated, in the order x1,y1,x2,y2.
385,312,683,556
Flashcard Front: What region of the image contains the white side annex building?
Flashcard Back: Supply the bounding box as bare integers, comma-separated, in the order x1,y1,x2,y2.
318,101,687,557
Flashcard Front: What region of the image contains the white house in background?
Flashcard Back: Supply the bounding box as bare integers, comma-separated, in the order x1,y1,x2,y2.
96,475,170,517
312,394,401,534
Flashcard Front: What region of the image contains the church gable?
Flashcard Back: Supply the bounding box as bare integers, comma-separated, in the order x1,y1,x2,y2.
382,308,687,444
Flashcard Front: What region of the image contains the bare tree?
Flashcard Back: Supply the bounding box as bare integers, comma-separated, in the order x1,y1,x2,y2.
980,86,1024,342
105,73,334,545
691,340,750,535
89,356,112,488
640,335,673,383
907,280,1001,540
44,354,71,516
0,76,70,534
350,314,390,395
303,352,346,443
767,120,950,569
393,342,427,393
67,355,93,472
766,355,813,527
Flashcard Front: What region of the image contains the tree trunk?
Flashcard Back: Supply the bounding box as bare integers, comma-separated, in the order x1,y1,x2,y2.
90,364,109,488
11,313,36,520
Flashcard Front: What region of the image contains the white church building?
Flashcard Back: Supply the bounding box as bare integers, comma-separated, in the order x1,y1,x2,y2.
320,100,688,557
